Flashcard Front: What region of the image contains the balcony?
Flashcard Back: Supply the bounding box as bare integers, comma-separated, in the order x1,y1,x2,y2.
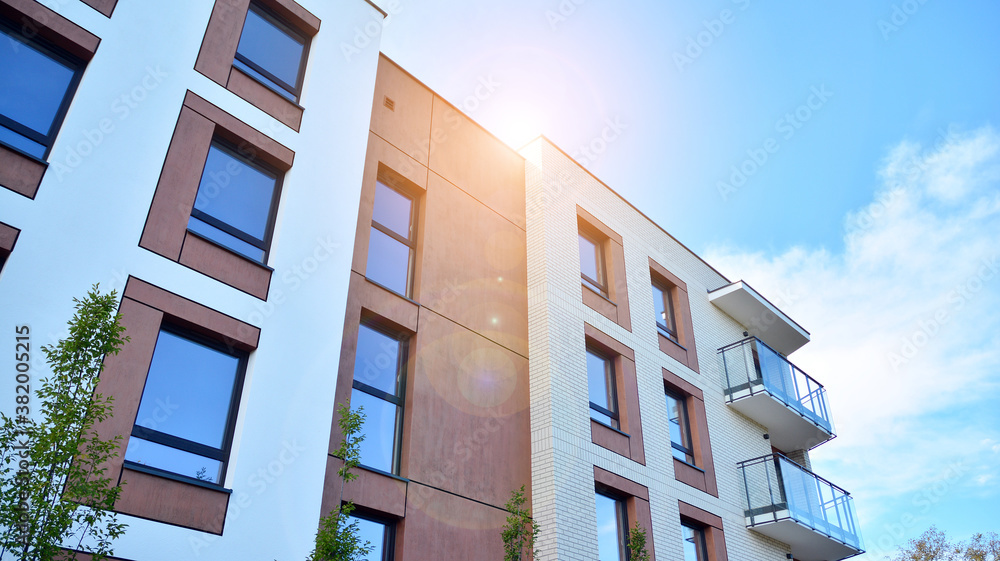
719,337,834,451
739,454,864,561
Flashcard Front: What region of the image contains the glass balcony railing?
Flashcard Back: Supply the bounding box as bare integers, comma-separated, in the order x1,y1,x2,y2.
720,337,833,436
740,454,864,560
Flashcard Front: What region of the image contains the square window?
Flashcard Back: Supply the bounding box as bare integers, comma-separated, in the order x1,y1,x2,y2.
682,522,709,561
652,282,678,342
351,514,395,560
233,2,308,102
352,322,407,474
124,326,248,485
579,232,607,296
366,181,416,297
186,140,283,263
587,348,618,429
0,21,83,159
595,492,628,561
666,390,695,465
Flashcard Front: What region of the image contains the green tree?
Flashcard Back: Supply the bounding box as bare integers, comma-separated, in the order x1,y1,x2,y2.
308,404,372,561
627,523,651,561
890,526,1000,561
501,485,539,561
0,286,129,560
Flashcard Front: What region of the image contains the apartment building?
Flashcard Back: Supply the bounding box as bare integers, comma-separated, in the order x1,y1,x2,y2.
0,1,863,560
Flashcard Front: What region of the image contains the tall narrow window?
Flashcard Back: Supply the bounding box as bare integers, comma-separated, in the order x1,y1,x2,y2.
124,327,248,485
587,349,618,429
652,282,678,342
579,232,608,296
351,322,406,474
187,140,282,263
233,2,309,102
366,181,416,296
666,390,695,464
595,492,628,561
351,514,394,560
0,21,83,159
681,523,708,561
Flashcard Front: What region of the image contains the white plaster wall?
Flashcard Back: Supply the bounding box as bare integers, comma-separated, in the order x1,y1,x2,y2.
0,0,386,558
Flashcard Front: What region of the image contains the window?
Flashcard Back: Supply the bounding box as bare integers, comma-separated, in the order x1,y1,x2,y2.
652,282,678,342
0,20,83,159
366,180,416,297
187,140,282,263
123,326,247,485
352,322,406,474
234,2,308,102
351,514,394,560
587,348,618,429
681,523,708,561
666,390,695,464
595,492,627,561
580,232,607,296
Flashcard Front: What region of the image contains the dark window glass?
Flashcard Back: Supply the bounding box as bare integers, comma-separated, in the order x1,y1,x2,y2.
234,3,307,101
652,283,678,341
352,515,393,560
595,492,627,561
666,391,695,464
587,349,618,429
579,233,606,295
124,328,247,484
682,523,708,561
187,141,281,263
367,181,415,296
0,23,81,159
352,323,406,474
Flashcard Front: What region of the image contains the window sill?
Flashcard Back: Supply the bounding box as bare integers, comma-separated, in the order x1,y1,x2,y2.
117,464,232,534
0,141,48,199
582,281,615,305
364,277,419,306
226,65,304,131
176,229,274,299
591,417,629,438
123,460,233,493
357,463,410,484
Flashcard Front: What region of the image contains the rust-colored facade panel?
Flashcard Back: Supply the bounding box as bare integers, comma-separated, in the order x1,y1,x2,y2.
628,497,656,561
179,232,272,300
651,257,699,372
117,468,230,534
226,67,304,131
427,96,527,229
0,143,46,199
79,0,116,17
594,465,649,501
194,0,249,85
591,419,629,457
673,458,708,490
585,324,645,464
678,499,724,529
322,458,406,518
369,57,435,166
419,172,528,356
182,91,295,170
678,500,729,561
578,207,631,330
400,483,507,561
664,367,718,496
0,0,100,59
582,284,619,324
405,311,531,509
139,106,215,260
0,221,20,253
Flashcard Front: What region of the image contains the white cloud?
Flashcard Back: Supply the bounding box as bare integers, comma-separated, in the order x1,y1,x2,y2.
704,125,1000,552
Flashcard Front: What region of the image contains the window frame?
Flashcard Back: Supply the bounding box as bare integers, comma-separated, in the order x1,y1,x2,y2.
652,281,678,342
366,179,417,298
0,19,85,160
124,324,249,487
649,257,700,373
666,388,695,465
351,320,408,475
579,230,609,297
595,490,629,561
348,511,396,561
681,521,709,561
587,346,619,430
188,138,284,263
233,1,310,102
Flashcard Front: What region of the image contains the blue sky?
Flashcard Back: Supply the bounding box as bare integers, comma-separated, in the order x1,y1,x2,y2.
375,1,1000,557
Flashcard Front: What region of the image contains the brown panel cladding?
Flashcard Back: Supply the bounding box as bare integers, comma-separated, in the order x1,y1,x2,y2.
419,171,528,356
0,221,20,254
404,310,530,509
664,367,718,497
628,497,656,561
594,467,655,559
427,96,527,229
117,468,230,534
594,466,649,501
79,0,116,17
582,285,619,324
0,0,100,60
678,500,728,561
400,483,507,561
578,206,631,331
651,257,699,372
586,324,645,464
369,57,435,167
179,231,273,299
591,419,630,457
194,0,250,86
226,67,303,130
322,458,406,519
0,144,46,199
181,91,295,170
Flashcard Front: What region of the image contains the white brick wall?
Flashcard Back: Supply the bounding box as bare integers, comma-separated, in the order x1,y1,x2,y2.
522,139,796,561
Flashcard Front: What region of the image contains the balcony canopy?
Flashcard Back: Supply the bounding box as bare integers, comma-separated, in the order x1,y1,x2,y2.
708,280,809,355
